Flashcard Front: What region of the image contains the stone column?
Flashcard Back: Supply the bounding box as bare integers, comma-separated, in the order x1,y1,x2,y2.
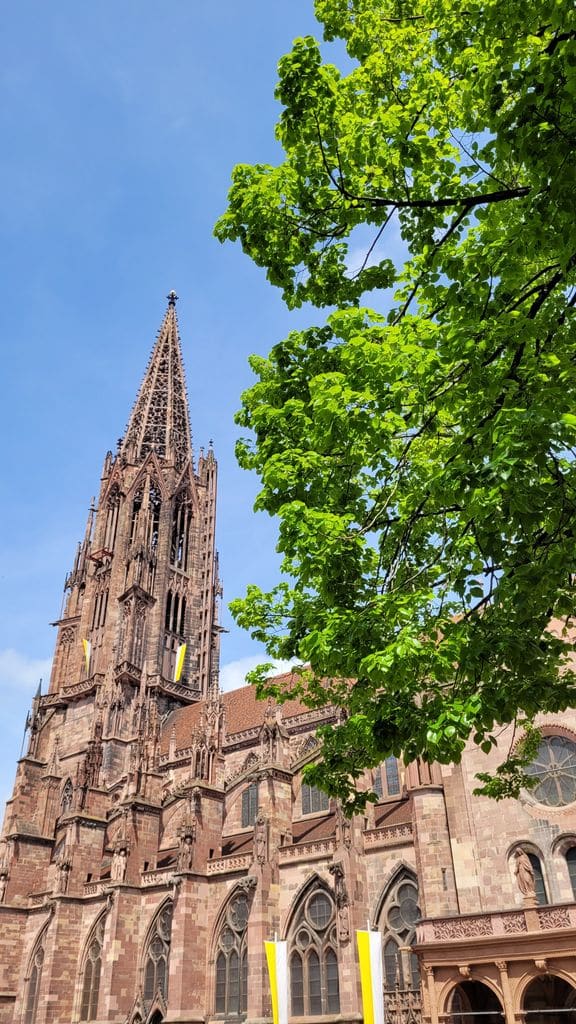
495,960,515,1024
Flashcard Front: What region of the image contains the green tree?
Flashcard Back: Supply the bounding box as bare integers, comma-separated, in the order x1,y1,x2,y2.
216,0,576,811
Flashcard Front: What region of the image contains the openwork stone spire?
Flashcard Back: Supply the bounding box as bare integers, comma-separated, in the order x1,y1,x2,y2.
121,291,192,468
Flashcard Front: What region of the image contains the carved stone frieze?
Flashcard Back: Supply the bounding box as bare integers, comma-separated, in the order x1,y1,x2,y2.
538,907,571,930
432,917,493,940
502,912,528,933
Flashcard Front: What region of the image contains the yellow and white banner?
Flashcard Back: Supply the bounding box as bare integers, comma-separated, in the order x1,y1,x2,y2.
357,929,385,1024
174,643,187,682
264,939,288,1024
82,638,91,675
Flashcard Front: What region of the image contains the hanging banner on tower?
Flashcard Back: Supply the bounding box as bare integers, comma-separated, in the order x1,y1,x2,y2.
357,928,385,1024
174,643,187,682
82,639,91,675
264,939,288,1024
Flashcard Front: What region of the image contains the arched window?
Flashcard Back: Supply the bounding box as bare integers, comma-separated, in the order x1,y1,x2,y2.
148,484,161,552
373,757,402,800
566,847,576,899
289,885,340,1016
129,490,143,545
104,487,120,550
301,783,329,815
143,902,173,1008
80,917,105,1020
171,496,192,570
24,932,46,1024
378,871,421,1019
528,852,548,906
523,975,576,1022
241,783,258,827
61,778,73,814
449,981,504,1024
215,890,252,1016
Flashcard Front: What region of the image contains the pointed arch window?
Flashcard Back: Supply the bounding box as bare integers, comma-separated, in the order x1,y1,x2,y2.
373,757,402,800
289,886,340,1016
129,489,143,545
24,933,46,1024
378,871,421,1017
215,890,251,1016
171,496,192,571
566,847,576,899
148,484,162,552
143,902,173,1008
104,487,120,550
241,783,258,827
301,783,329,816
80,916,105,1020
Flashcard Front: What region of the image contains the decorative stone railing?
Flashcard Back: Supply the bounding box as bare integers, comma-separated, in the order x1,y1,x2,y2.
141,869,175,887
83,882,106,896
417,903,576,944
153,677,201,701
29,892,52,906
278,838,336,863
206,854,253,875
63,676,102,697
363,822,413,849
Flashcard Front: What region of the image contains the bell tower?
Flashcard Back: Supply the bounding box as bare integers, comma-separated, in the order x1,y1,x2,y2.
0,292,222,908
49,291,220,708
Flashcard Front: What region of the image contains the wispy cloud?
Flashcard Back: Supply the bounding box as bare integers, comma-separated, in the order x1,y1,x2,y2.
219,655,296,693
0,648,52,691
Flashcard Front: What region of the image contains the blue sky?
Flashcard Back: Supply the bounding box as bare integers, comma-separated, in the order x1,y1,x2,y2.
0,0,346,804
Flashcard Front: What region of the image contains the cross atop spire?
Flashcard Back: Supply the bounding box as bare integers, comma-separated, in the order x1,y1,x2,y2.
120,294,193,469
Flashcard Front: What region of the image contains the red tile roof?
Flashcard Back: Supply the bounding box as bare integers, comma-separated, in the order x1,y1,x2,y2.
160,673,329,756
292,813,336,844
374,798,412,828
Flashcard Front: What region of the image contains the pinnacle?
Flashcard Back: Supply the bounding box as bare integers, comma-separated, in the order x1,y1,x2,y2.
120,294,193,469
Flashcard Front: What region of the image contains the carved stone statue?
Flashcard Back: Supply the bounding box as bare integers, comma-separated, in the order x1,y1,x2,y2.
0,874,7,904
56,861,70,894
111,847,128,882
329,860,351,943
254,809,268,865
177,831,194,872
335,804,352,849
337,900,350,943
513,848,536,898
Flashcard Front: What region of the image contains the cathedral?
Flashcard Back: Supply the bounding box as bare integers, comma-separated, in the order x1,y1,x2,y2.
2,295,576,1024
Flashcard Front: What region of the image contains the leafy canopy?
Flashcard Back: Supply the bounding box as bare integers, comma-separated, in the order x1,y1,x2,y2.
216,0,576,812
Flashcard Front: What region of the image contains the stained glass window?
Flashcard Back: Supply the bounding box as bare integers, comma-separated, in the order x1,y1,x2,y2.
301,783,329,815
24,938,45,1024
378,872,421,996
241,783,258,827
143,902,172,1006
566,847,576,898
214,892,252,1016
289,886,339,1016
80,918,105,1020
525,735,576,806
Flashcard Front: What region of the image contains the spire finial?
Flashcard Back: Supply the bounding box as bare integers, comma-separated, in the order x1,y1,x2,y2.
120,294,192,468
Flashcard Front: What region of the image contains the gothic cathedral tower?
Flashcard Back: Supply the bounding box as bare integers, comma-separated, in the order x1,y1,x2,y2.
1,293,221,902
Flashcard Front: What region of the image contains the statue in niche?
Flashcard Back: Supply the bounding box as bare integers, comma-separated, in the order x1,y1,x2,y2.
55,851,72,894
0,874,7,903
335,803,352,849
254,809,268,865
513,848,536,898
329,861,351,943
177,829,195,872
111,846,128,882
